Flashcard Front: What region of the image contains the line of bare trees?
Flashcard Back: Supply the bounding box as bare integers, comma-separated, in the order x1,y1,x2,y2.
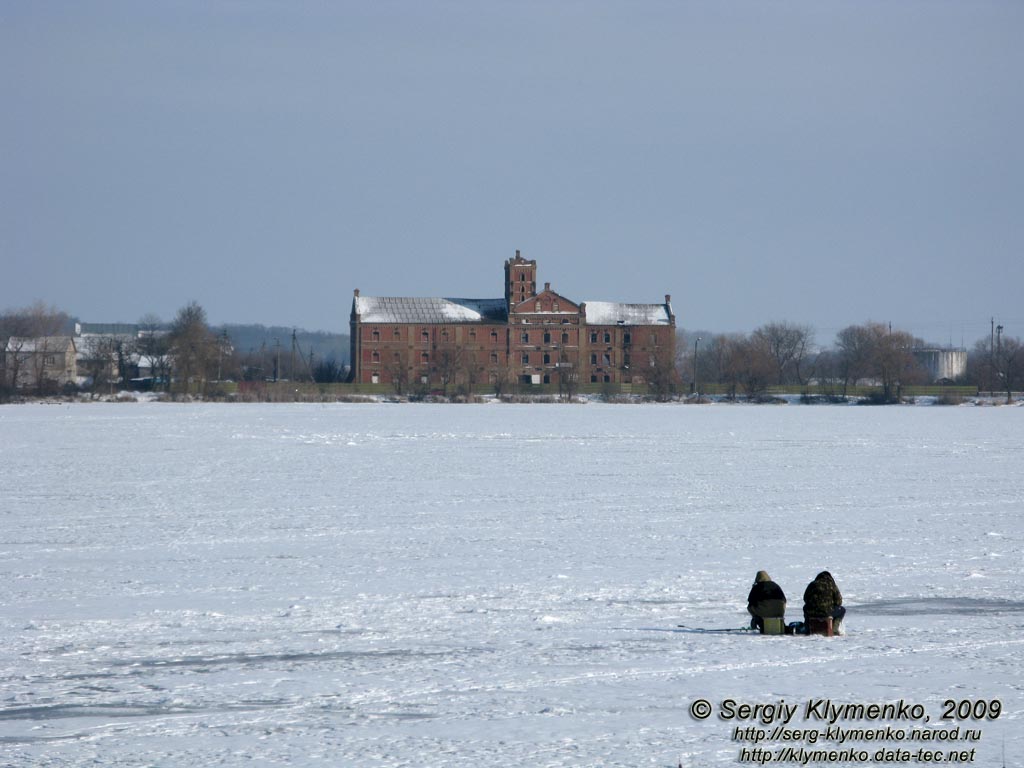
679,320,1023,403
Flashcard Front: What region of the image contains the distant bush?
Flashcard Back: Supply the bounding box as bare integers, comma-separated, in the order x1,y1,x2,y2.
857,392,897,405
800,393,848,405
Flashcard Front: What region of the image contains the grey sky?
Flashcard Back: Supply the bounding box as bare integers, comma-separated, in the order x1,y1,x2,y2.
2,1,1021,347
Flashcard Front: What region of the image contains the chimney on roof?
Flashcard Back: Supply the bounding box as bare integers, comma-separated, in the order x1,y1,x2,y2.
354,289,360,297
544,282,550,291
515,249,521,259
665,294,671,304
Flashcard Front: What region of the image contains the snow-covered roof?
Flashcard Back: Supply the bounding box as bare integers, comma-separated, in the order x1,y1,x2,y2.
582,301,672,326
4,336,76,353
354,296,508,324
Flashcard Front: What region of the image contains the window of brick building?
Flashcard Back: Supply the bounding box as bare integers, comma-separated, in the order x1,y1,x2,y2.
543,374,550,384
535,301,541,311
521,332,529,343
490,330,498,342
371,351,380,362
421,352,429,363
590,353,598,364
490,352,498,364
604,374,610,383
590,332,598,343
591,374,598,383
543,332,551,343
543,353,551,364
371,330,380,342
521,353,529,365
602,354,611,366
421,330,429,342
624,332,631,344
561,332,569,344
393,329,401,340
603,332,611,343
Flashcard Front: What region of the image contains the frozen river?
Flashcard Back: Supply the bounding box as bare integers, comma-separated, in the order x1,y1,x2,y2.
1,403,1022,767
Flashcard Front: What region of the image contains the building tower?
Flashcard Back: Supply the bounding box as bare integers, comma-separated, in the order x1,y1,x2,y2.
504,250,537,310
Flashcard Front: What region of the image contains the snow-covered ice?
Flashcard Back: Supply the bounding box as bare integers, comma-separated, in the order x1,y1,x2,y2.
1,403,1021,766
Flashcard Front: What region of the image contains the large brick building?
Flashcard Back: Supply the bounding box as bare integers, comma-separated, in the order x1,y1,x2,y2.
349,251,675,390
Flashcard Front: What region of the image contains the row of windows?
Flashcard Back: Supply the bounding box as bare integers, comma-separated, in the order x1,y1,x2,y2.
370,328,501,343
368,370,619,385
368,354,503,368
520,331,573,344
367,327,661,345
369,348,657,368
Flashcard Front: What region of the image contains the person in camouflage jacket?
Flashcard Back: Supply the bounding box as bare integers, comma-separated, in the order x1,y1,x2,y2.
802,571,846,632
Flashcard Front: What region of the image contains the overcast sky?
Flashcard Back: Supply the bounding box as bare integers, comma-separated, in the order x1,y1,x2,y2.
2,1,1021,347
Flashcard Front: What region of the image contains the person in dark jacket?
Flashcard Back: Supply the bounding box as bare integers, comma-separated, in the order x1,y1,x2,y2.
747,571,787,631
803,571,846,633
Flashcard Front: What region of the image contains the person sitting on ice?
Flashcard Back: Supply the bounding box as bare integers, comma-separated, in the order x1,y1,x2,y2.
802,571,846,634
747,571,787,632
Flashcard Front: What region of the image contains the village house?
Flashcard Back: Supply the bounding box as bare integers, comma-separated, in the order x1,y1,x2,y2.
349,251,676,391
2,336,78,392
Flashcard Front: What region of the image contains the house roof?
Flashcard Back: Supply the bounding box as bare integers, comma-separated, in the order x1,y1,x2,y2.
77,322,141,336
4,336,76,353
582,301,673,326
510,288,581,315
353,296,508,324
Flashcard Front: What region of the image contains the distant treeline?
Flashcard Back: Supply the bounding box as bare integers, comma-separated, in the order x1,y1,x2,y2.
218,324,349,376
0,300,1019,401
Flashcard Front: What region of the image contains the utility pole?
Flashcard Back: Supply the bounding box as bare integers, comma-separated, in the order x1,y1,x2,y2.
693,336,702,399
990,317,996,395
291,328,297,382
996,324,1004,398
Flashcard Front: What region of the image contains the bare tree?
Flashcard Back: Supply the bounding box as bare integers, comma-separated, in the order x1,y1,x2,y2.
835,324,875,396
993,334,1022,404
752,321,815,385
78,335,119,395
490,357,516,397
459,351,482,397
835,321,925,402
713,335,746,400
136,314,172,390
728,335,774,398
431,330,462,396
645,344,680,401
556,350,580,401
869,324,925,402
168,302,217,395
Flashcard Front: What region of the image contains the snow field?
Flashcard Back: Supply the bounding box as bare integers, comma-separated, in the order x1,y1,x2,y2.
0,403,1021,766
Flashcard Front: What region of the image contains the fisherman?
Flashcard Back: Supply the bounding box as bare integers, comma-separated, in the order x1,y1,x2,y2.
747,571,787,632
803,571,846,634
